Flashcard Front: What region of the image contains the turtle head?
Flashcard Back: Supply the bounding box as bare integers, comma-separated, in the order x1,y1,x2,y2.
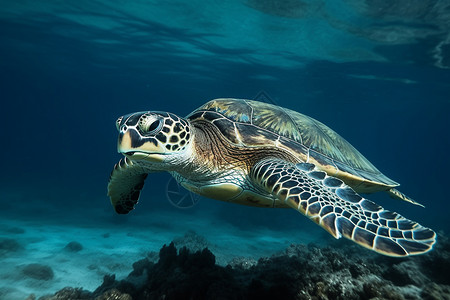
115,111,192,168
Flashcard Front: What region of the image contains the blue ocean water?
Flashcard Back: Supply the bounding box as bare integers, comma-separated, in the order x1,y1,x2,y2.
0,1,449,298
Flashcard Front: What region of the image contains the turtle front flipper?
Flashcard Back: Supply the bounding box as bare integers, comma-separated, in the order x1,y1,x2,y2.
107,157,148,214
250,159,436,256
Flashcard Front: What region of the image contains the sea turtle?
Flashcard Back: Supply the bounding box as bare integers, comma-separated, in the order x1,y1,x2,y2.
108,99,436,256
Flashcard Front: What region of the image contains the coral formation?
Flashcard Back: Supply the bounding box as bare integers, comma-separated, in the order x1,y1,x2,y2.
173,229,210,253
42,232,450,300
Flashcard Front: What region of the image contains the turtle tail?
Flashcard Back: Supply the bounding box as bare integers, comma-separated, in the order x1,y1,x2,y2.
387,188,424,208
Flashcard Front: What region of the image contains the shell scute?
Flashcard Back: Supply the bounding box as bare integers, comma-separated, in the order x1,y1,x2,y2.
188,98,398,189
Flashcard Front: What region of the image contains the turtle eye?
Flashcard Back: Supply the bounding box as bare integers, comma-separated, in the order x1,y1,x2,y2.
115,116,124,131
147,120,161,132
138,114,163,135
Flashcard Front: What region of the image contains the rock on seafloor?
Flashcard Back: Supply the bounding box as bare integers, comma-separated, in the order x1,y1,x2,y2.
22,264,54,281
39,232,450,300
63,241,83,252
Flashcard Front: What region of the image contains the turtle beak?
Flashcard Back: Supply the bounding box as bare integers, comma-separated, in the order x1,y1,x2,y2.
123,151,165,162
117,131,135,154
117,131,166,162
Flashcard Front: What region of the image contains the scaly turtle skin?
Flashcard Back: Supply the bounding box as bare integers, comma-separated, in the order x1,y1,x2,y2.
108,99,436,256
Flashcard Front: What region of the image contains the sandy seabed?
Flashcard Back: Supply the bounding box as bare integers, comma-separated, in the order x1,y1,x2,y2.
1,194,448,300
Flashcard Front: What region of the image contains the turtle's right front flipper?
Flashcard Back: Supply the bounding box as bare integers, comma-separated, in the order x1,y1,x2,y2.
250,159,436,256
107,157,148,214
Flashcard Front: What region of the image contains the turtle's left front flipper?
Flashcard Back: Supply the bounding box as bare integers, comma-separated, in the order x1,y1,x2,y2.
108,157,148,214
250,159,436,256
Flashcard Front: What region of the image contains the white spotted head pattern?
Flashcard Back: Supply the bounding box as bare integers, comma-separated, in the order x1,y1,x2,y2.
115,111,192,162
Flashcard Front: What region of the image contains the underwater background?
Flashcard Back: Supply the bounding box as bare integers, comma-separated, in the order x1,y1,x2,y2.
1,0,450,299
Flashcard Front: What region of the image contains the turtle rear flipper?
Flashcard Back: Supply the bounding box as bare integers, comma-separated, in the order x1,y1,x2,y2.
108,157,148,214
251,159,436,257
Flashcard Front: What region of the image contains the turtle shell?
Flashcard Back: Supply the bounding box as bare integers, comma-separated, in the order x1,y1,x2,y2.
187,98,398,193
